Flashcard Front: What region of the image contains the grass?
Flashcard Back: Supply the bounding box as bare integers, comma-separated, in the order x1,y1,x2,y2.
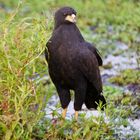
0,1,48,139
0,0,140,139
109,69,140,86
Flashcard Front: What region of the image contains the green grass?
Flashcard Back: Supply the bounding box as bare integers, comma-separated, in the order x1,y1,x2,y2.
0,2,49,139
109,69,140,85
0,0,140,139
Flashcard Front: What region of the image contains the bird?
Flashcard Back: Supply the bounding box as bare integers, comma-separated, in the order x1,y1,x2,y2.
45,7,106,120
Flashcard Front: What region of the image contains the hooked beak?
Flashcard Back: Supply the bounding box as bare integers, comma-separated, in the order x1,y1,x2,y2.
65,14,76,23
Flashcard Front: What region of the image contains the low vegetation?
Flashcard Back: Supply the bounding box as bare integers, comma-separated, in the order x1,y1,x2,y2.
109,69,140,86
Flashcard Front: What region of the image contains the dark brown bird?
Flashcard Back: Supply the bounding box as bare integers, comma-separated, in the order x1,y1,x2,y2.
45,7,106,120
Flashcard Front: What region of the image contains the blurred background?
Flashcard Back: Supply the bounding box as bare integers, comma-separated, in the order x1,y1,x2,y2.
0,0,140,139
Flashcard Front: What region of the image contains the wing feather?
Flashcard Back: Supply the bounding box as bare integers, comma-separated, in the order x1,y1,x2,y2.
83,42,103,66
78,49,102,93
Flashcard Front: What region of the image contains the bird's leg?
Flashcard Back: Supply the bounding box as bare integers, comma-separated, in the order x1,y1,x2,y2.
62,108,67,119
56,86,70,120
74,82,87,121
74,111,78,120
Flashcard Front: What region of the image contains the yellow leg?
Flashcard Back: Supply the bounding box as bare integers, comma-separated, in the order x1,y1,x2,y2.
62,108,67,119
75,111,78,120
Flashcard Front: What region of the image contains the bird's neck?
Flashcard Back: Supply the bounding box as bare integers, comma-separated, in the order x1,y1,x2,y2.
54,22,75,30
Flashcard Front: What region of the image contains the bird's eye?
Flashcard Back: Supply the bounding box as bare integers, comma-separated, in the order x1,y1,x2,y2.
63,13,67,16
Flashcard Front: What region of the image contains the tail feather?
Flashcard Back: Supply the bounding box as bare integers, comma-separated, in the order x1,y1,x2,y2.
85,84,106,110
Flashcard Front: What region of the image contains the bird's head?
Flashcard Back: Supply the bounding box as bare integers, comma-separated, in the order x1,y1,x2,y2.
54,7,77,29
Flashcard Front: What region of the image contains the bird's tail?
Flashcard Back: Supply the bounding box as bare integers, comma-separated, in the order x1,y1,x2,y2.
85,85,106,110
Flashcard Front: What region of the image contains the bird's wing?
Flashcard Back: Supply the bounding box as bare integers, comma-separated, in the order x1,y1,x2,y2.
45,28,62,62
84,42,103,66
78,49,102,94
